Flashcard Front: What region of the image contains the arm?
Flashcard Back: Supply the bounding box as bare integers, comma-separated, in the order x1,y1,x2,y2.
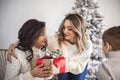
65,40,93,74
49,40,92,75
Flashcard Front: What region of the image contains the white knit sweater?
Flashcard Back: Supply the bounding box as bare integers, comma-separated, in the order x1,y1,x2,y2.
4,48,50,80
4,48,33,80
47,34,93,74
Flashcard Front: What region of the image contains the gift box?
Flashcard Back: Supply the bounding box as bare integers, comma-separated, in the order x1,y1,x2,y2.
36,49,66,74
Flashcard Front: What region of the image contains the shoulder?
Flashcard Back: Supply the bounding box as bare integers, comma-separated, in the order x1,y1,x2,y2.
101,58,118,69
98,62,108,71
15,48,25,55
98,61,111,75
15,48,27,60
84,39,93,53
97,62,112,80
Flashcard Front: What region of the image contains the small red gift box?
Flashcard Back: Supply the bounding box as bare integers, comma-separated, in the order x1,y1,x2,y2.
36,57,66,74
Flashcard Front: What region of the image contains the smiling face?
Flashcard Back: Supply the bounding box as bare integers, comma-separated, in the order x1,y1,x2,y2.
63,19,76,43
58,14,87,53
33,28,47,48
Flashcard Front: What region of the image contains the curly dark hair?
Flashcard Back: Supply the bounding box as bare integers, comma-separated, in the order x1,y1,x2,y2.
16,19,46,62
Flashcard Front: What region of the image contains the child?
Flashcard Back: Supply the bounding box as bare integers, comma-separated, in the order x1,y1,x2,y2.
97,26,120,80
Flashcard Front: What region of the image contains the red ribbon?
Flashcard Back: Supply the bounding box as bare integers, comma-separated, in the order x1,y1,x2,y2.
53,57,66,74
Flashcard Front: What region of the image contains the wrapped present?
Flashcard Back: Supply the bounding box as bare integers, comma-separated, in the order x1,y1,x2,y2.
36,49,66,74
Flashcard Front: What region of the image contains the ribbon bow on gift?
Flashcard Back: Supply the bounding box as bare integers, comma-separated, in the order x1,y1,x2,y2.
44,49,63,58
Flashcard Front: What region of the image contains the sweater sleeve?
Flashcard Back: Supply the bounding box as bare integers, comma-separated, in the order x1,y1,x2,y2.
66,40,93,74
4,52,33,80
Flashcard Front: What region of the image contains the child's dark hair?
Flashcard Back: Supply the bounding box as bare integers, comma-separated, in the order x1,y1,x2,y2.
102,26,120,51
16,19,46,62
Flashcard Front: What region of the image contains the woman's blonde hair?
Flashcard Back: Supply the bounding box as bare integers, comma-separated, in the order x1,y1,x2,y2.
57,14,87,53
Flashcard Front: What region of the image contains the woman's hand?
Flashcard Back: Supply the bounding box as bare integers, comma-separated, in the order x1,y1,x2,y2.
7,43,17,63
30,64,52,78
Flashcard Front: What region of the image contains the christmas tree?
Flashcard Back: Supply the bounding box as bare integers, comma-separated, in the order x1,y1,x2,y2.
71,0,105,79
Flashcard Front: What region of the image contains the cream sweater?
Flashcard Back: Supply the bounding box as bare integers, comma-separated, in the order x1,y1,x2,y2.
4,48,49,80
47,35,93,74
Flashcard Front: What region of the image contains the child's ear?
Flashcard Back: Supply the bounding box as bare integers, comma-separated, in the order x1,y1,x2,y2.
105,42,112,51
